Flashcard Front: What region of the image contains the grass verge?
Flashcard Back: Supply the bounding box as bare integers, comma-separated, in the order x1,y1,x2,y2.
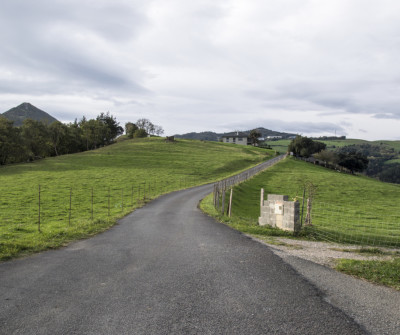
335,258,400,291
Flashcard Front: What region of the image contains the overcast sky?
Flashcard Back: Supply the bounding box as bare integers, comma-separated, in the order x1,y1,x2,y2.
1,0,400,140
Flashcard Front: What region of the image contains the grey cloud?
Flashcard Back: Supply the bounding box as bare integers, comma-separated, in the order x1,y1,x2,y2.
0,0,150,97
0,0,148,42
373,113,400,120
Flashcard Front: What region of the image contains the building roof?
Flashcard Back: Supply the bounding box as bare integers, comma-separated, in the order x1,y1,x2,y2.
221,131,249,138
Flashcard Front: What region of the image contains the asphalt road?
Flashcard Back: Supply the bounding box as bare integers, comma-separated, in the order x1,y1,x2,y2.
0,184,367,335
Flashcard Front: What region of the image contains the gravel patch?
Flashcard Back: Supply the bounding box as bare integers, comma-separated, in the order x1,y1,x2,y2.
250,236,396,267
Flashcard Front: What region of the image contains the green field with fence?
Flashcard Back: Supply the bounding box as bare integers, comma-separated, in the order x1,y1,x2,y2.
205,157,400,248
0,138,272,260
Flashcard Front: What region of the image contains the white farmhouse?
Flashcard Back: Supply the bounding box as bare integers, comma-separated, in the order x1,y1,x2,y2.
221,132,251,145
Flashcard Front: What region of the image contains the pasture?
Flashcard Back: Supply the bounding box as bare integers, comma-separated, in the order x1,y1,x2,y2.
0,138,271,260
202,157,400,247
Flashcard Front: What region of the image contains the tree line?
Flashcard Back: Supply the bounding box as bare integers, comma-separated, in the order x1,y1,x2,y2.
0,114,163,165
289,135,369,174
288,136,400,183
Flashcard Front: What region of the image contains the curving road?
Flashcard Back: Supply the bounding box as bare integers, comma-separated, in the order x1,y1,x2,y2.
0,184,366,334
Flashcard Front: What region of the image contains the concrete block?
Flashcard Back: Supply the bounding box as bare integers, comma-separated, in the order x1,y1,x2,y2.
259,193,300,232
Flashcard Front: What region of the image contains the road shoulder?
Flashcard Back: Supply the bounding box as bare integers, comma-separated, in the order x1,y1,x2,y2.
251,236,400,335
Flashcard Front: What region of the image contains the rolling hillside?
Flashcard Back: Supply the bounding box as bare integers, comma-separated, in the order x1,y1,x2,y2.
0,137,273,260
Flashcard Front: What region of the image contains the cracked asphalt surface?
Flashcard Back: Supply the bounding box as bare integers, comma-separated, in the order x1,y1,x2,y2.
0,184,367,334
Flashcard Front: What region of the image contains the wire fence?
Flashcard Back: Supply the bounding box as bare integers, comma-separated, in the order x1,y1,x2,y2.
0,177,199,234
213,154,287,214
211,154,400,248
307,201,400,248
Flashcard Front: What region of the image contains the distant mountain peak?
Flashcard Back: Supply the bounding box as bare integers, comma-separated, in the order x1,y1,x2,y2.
2,102,58,126
19,102,35,109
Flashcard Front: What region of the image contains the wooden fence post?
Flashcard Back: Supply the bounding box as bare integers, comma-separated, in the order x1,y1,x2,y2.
228,188,233,217
91,187,94,220
300,187,306,227
216,184,220,209
260,188,264,217
121,189,124,212
108,187,111,217
38,184,41,232
69,187,72,226
221,185,226,215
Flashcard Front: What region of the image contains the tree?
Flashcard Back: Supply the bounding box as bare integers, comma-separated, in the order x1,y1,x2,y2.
136,118,154,134
21,119,51,159
314,150,339,165
136,118,164,136
379,164,400,184
97,112,123,145
63,120,85,153
125,122,138,138
133,128,148,138
288,135,326,157
0,117,25,164
49,121,67,156
154,125,164,136
79,117,95,150
249,129,261,146
336,148,369,174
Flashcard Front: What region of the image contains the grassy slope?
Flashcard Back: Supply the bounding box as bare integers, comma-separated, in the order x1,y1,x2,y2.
225,157,400,222
0,138,272,260
203,157,400,243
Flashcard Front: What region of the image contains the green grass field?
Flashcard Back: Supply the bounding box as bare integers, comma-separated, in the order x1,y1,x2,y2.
202,157,400,247
0,138,272,261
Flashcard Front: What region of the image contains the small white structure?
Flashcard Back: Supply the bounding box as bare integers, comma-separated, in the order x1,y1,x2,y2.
258,191,300,233
221,132,251,145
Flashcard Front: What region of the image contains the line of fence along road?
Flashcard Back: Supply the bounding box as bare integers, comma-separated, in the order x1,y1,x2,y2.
213,154,287,216
1,177,200,233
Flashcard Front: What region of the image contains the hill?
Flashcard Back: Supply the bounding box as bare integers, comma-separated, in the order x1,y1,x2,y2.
0,137,272,260
174,127,296,141
1,102,58,126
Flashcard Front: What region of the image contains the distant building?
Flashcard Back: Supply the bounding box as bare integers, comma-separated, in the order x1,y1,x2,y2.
221,132,251,145
266,136,283,140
